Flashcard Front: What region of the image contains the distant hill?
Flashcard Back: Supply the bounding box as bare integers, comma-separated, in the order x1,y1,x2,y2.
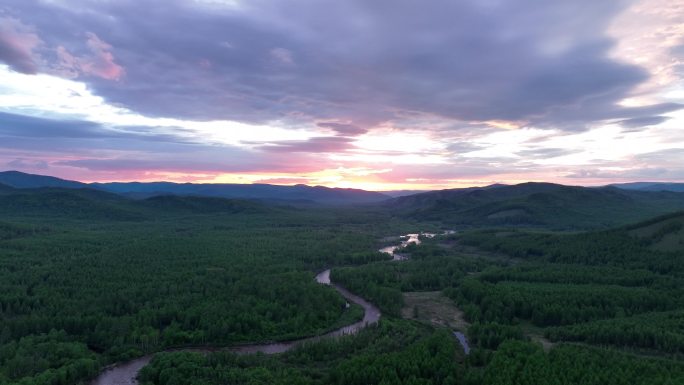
0,185,276,220
93,181,389,204
612,182,684,193
0,170,87,189
0,187,143,220
0,183,16,195
388,182,684,229
0,171,389,204
626,211,684,252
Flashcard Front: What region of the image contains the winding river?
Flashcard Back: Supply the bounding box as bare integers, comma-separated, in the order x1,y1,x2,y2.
90,269,380,385
91,231,465,385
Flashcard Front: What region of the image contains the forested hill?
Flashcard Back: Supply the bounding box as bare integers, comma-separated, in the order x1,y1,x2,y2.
0,170,87,189
387,182,684,229
0,171,388,205
0,183,15,194
0,185,273,220
93,181,389,204
612,182,684,192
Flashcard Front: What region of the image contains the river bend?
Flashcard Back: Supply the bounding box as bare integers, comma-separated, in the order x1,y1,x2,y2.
90,269,380,385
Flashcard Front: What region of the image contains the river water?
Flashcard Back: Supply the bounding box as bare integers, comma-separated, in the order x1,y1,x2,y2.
453,332,470,355
379,233,434,260
379,231,470,355
91,231,464,385
379,231,456,260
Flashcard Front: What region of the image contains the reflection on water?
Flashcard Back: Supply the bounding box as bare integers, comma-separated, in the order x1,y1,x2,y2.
379,231,455,260
90,357,152,385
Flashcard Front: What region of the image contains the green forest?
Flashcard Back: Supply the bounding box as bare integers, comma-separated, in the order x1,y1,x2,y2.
1,187,684,385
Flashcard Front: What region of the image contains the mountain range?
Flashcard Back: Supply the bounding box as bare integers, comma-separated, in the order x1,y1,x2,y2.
610,182,684,192
0,171,388,204
386,182,684,229
2,170,684,229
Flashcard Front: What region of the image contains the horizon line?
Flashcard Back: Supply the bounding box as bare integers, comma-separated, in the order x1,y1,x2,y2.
1,169,682,192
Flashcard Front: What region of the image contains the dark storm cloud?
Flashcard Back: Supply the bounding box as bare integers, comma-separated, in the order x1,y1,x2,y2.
1,0,680,130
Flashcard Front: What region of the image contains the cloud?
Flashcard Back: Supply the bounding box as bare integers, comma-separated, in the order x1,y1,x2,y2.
252,177,311,185
0,15,123,80
0,111,338,175
566,168,671,180
0,0,682,188
82,33,124,80
2,0,679,129
516,148,580,158
317,122,368,136
6,158,48,170
0,111,198,145
53,148,332,175
0,16,42,74
255,136,355,153
564,148,684,181
618,116,671,128
270,47,295,66
0,111,345,178
634,148,684,164
0,111,109,138
54,32,124,80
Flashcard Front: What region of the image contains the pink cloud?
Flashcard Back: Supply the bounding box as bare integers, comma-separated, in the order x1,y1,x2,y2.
0,16,43,74
55,32,124,80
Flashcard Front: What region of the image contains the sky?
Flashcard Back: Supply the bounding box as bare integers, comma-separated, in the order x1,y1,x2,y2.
0,0,683,191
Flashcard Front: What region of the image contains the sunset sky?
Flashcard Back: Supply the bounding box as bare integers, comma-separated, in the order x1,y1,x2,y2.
0,0,683,190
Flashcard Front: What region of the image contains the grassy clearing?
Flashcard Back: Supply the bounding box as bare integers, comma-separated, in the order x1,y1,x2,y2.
400,291,469,331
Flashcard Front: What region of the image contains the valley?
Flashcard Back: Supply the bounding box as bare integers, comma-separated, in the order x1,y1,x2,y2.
0,174,684,384
3,1,683,383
